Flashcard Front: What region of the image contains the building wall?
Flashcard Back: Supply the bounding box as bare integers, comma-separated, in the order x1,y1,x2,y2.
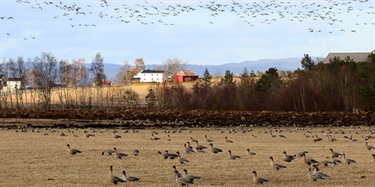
140,73,164,83
4,81,21,92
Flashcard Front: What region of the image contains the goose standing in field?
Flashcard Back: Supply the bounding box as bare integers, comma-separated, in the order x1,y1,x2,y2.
113,131,121,139
205,135,213,142
102,149,115,156
209,143,223,154
174,170,194,187
269,156,287,171
366,142,375,150
122,170,140,182
320,159,334,167
313,135,323,142
158,151,169,159
308,168,325,181
282,151,295,162
184,143,195,154
228,150,241,160
327,134,337,142
195,141,207,152
342,153,356,165
312,165,330,179
83,130,95,138
252,170,268,184
190,137,198,143
113,147,128,159
332,155,342,165
182,169,201,183
247,148,256,156
225,137,234,143
167,134,171,141
372,154,375,165
166,150,178,159
133,149,139,156
172,165,182,179
150,133,160,140
176,151,190,164
329,148,342,158
108,165,126,185
295,151,308,158
66,144,82,155
303,153,319,166
71,131,79,137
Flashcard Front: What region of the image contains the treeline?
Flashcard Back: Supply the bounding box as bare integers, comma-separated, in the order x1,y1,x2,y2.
0,52,374,112
148,54,375,112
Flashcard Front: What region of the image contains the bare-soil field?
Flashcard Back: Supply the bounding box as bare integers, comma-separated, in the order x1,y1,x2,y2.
1,110,375,186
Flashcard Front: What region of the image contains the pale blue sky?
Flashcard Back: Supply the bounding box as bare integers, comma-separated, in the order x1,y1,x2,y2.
0,0,374,66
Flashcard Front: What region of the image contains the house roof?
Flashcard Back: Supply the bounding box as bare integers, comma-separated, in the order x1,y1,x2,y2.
140,69,164,73
322,52,371,64
175,70,197,76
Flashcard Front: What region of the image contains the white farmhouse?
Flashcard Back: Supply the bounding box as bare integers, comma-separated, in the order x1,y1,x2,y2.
2,78,22,92
134,69,165,83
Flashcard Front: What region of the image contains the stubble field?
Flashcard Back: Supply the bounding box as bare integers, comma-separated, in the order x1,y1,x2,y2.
1,122,375,187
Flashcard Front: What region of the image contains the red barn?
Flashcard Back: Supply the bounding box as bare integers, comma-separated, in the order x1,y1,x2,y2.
174,70,199,83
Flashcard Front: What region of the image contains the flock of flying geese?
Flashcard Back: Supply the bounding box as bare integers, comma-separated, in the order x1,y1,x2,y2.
56,124,375,186
1,0,374,40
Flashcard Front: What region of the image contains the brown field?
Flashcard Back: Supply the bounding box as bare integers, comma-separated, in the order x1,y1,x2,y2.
1,122,375,187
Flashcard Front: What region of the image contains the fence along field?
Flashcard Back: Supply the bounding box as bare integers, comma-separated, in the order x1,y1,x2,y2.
1,124,375,186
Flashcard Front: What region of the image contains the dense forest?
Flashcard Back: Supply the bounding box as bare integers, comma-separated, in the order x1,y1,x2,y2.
0,52,374,112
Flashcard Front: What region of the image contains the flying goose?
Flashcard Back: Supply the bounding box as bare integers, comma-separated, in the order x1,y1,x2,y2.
252,171,268,184
66,144,82,155
113,147,128,159
108,165,126,185
182,169,201,182
282,151,295,162
342,153,356,165
329,148,342,158
209,143,223,154
228,150,241,160
122,170,140,182
269,156,287,171
247,148,256,156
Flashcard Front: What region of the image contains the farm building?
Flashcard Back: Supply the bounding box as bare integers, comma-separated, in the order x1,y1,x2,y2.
174,70,199,83
323,52,373,64
0,77,22,93
133,69,165,83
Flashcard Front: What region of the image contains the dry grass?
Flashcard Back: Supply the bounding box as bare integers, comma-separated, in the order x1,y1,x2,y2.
1,125,375,187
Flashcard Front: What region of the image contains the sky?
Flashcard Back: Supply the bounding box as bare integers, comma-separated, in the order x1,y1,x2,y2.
0,0,374,66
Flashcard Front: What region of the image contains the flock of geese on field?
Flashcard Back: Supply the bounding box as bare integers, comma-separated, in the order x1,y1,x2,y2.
2,0,374,39
6,124,375,186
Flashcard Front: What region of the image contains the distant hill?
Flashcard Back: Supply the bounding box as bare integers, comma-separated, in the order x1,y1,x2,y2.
87,57,316,80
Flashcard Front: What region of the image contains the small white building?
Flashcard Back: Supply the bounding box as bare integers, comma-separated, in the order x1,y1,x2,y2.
1,78,22,93
134,69,165,83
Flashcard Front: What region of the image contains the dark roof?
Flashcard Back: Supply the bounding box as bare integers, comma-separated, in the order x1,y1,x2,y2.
140,69,164,73
323,52,371,64
7,78,22,81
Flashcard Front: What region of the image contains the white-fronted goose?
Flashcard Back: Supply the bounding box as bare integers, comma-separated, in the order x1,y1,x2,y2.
183,169,201,182
366,142,375,150
303,153,319,166
205,135,213,142
329,148,342,158
176,151,190,164
102,149,114,156
225,137,233,143
113,147,128,159
247,148,256,156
